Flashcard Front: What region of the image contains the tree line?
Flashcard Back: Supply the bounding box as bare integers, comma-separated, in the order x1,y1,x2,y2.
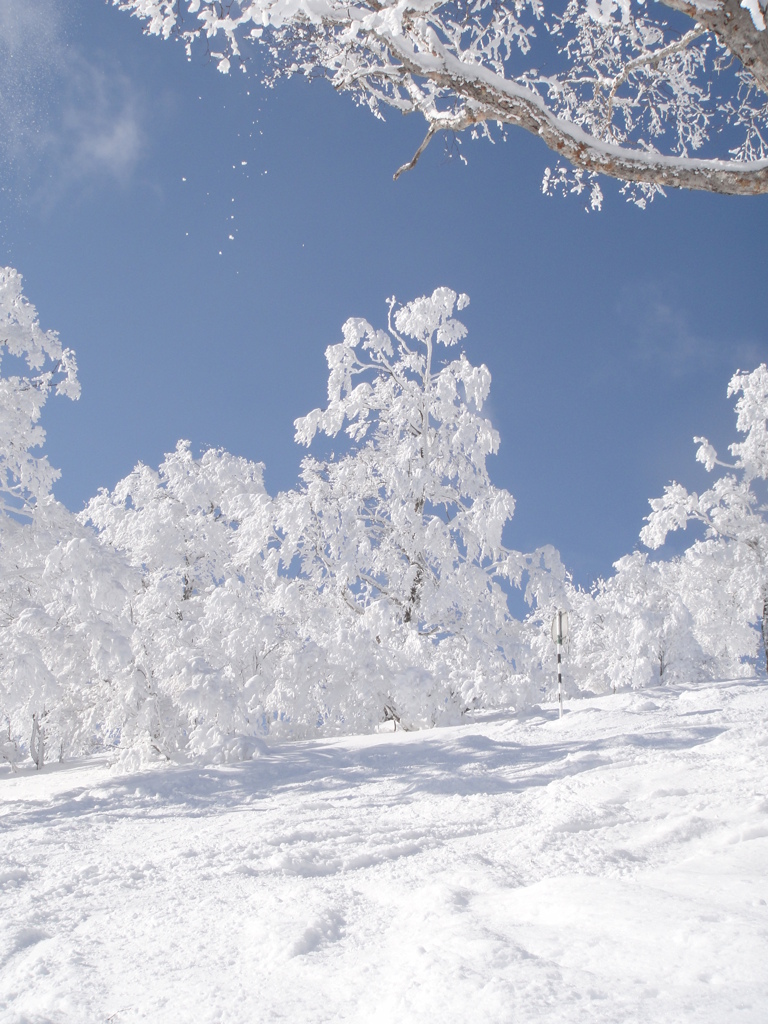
1,269,765,769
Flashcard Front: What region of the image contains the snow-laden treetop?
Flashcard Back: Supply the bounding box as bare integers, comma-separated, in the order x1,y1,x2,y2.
642,363,768,574
0,268,79,515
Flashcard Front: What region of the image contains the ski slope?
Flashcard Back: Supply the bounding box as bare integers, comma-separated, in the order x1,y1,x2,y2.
2,678,768,1024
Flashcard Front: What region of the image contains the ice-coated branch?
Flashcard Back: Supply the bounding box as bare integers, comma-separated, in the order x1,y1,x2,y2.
382,44,768,195
113,0,768,197
605,26,707,135
660,0,768,92
641,364,768,671
0,268,80,513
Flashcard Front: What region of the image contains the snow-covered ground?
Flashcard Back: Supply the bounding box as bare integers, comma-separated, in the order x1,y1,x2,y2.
2,678,768,1024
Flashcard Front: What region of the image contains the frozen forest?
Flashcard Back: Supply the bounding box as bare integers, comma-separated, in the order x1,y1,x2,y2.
2,4,768,1022
1,266,766,769
0,0,765,772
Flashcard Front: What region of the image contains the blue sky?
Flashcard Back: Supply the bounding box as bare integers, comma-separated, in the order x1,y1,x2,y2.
1,0,766,587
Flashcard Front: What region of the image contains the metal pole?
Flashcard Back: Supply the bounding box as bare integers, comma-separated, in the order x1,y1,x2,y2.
557,610,563,719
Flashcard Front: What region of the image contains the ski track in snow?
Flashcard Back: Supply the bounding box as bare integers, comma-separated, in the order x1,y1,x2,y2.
1,679,767,1024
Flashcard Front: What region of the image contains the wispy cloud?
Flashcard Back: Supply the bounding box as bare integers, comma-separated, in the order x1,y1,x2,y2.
616,284,715,377
613,283,763,380
0,0,144,203
48,61,144,191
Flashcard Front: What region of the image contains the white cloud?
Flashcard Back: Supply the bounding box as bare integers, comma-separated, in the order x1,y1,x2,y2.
0,0,145,200
52,61,144,189
614,283,764,381
617,284,715,377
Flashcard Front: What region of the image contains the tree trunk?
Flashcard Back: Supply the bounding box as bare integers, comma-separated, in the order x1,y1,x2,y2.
403,565,423,624
30,713,44,770
661,0,768,96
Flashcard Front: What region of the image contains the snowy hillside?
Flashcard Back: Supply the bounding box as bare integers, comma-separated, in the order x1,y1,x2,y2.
2,678,768,1024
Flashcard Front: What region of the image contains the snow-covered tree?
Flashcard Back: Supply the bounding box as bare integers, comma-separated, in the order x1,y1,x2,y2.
116,0,768,201
0,267,79,516
0,268,142,767
565,552,708,691
510,545,576,698
82,442,278,762
674,536,762,673
641,364,768,670
282,287,537,725
0,499,145,765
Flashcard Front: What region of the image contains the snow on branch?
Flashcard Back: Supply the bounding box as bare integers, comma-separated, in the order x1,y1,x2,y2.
0,268,80,515
114,0,768,198
641,363,768,667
